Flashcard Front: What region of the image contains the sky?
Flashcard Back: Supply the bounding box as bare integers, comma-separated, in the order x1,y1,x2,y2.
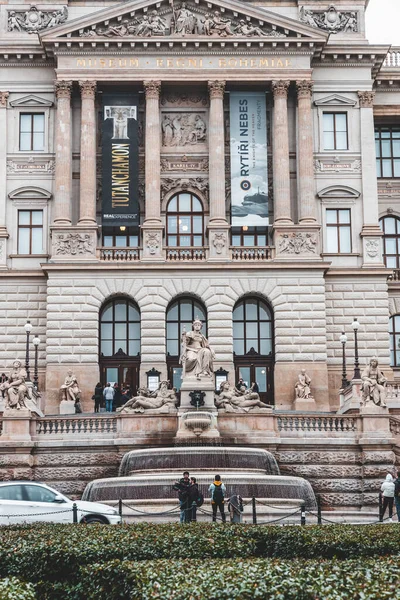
365,0,400,45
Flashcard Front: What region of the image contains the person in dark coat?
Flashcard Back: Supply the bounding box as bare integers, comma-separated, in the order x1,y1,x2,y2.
93,382,103,413
113,384,122,411
187,476,199,523
173,471,191,523
251,381,259,394
236,378,246,391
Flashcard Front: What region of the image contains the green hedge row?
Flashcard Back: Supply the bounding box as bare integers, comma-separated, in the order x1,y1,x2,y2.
0,577,36,600
38,557,400,600
1,522,400,584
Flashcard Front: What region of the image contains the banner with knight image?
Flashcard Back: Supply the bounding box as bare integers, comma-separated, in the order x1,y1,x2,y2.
230,91,268,226
102,93,139,227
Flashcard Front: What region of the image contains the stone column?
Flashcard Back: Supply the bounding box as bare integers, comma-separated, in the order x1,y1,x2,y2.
296,80,316,222
78,80,97,225
358,90,383,266
207,80,230,260
142,80,164,260
0,92,9,268
272,80,291,224
53,81,72,225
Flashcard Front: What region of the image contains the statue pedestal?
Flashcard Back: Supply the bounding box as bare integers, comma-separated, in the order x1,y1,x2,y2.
360,404,391,442
1,408,32,441
59,400,75,415
294,396,317,411
179,377,216,412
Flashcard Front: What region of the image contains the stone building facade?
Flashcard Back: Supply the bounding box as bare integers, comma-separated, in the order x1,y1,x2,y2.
0,0,399,417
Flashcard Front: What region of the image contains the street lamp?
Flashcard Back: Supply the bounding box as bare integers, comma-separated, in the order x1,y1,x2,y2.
24,320,33,381
340,331,348,389
33,335,40,391
352,318,361,379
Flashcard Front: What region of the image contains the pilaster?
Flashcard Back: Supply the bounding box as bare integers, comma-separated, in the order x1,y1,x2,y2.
0,92,9,269
296,80,316,223
53,81,72,225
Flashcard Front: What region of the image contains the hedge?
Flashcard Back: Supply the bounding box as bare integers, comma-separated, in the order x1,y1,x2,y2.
0,577,36,600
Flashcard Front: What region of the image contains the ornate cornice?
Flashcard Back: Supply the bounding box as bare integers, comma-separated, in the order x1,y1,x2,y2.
55,80,72,100
79,80,97,99
358,90,375,108
208,80,226,99
272,80,290,98
296,80,313,99
0,92,9,108
143,80,161,99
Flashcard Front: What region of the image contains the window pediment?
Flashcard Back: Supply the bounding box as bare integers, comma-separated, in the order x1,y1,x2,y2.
9,95,53,108
314,94,357,108
317,185,360,199
9,186,52,201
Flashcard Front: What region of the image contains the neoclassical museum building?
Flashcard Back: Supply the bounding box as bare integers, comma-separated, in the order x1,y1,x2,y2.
1,0,400,508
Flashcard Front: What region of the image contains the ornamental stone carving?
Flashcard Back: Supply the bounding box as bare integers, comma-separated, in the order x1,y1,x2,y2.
146,232,161,255
162,113,206,146
299,6,357,34
143,80,161,99
161,156,209,172
213,232,226,255
161,177,208,199
272,80,290,98
361,357,387,408
79,81,97,99
7,158,55,175
278,232,317,254
172,3,198,34
358,91,375,108
55,81,73,100
60,371,81,403
8,6,68,33
0,92,9,107
208,80,225,99
117,381,178,413
161,93,207,106
54,233,95,256
295,369,314,401
215,381,270,412
365,239,380,258
296,80,313,98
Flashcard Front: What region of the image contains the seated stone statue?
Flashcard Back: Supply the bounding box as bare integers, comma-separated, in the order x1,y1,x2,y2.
215,381,269,413
295,369,313,400
2,360,30,410
361,357,387,407
180,319,215,380
60,371,81,403
118,380,178,413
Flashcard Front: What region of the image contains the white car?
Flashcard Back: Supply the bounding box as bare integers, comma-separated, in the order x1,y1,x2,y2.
0,481,121,525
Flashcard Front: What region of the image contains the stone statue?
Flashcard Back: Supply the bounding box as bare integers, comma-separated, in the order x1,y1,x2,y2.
235,20,271,37
180,319,215,379
215,381,269,412
361,358,387,407
60,371,81,403
8,6,68,33
295,369,314,400
208,11,233,36
2,360,30,410
117,381,178,413
299,5,357,34
174,3,197,34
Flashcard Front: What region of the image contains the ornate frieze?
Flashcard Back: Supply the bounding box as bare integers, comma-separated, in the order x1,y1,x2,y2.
161,177,208,199
161,93,207,107
8,6,68,34
358,91,375,108
53,233,95,256
161,113,207,147
278,232,317,255
299,6,357,34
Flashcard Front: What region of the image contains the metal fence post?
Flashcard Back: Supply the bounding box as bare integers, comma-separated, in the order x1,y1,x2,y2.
379,493,383,522
252,497,257,524
317,496,322,525
118,498,123,519
301,504,306,526
72,502,78,524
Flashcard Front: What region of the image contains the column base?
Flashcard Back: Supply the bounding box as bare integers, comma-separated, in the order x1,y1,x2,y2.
207,222,230,261
273,223,321,261
141,223,165,261
50,225,98,263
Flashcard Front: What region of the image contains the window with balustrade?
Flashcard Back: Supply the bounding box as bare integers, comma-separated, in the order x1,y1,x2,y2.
166,296,207,391
389,314,400,367
375,126,400,178
380,215,400,269
233,297,274,405
166,192,204,251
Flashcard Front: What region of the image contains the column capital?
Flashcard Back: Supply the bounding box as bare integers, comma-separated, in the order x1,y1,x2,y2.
79,80,97,99
55,81,73,100
296,80,313,99
272,80,290,98
0,92,9,108
358,90,375,108
143,80,161,99
208,80,226,99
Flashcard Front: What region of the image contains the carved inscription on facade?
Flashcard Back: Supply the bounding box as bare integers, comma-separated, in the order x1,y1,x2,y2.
70,56,297,70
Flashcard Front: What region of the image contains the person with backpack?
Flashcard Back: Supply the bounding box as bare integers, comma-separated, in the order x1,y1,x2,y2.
394,470,400,522
187,476,203,522
173,471,191,523
209,474,226,523
380,473,395,522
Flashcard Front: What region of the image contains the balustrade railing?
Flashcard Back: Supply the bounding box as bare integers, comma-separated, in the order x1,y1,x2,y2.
387,270,400,282
383,48,400,68
100,247,139,262
36,416,117,435
231,247,272,261
390,417,400,436
277,415,358,433
166,247,206,261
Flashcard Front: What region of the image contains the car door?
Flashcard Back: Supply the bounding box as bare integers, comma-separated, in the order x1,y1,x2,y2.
22,485,72,524
0,484,28,525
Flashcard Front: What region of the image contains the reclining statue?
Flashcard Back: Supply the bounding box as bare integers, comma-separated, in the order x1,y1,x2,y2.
215,381,269,413
117,380,178,413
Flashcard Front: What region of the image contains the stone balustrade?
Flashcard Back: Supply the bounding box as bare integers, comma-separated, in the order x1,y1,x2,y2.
276,415,359,434
35,415,117,436
383,48,400,68
100,247,139,262
166,247,207,261
231,247,273,261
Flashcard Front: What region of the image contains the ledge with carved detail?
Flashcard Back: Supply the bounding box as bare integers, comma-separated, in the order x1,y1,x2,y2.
98,245,274,262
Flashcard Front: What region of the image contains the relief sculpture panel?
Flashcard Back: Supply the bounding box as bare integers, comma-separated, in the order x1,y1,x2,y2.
161,113,207,147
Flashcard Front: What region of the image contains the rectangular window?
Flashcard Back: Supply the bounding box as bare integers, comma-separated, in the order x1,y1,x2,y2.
18,210,43,254
19,113,45,151
325,209,351,253
323,112,348,150
375,126,400,178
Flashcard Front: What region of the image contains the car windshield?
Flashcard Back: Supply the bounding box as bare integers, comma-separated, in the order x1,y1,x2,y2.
0,485,25,501
24,485,58,503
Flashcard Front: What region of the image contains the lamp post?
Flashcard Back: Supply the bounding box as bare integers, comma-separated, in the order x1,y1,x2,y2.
340,331,348,389
352,318,361,379
24,320,33,381
33,335,40,391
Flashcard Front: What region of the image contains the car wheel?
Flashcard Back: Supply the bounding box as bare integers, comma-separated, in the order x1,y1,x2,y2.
82,515,108,525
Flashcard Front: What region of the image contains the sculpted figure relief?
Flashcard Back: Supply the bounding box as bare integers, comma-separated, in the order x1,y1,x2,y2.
173,3,198,34
1,360,30,410
215,381,269,412
60,371,81,403
180,319,215,380
361,358,387,408
295,369,314,400
118,381,178,413
8,6,68,33
162,113,206,147
299,5,357,34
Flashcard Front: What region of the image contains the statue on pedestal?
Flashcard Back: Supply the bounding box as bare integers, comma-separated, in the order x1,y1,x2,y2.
2,360,30,410
295,369,314,401
215,381,269,412
361,357,387,407
118,380,178,413
180,319,215,380
60,371,81,403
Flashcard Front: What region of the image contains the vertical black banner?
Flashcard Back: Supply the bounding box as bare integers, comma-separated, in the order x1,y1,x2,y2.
102,93,139,227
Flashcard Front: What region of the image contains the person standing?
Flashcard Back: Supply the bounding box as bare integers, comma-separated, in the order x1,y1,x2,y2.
236,378,245,390
187,476,200,523
113,383,122,411
228,494,243,523
93,382,103,413
209,474,226,523
173,471,191,523
103,383,115,413
381,473,395,522
394,471,400,522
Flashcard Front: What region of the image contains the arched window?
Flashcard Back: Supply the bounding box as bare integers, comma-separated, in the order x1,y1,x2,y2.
233,297,274,404
389,314,400,367
99,297,141,391
166,192,204,247
380,216,400,268
166,296,207,389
